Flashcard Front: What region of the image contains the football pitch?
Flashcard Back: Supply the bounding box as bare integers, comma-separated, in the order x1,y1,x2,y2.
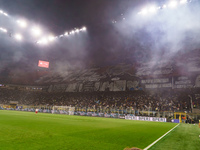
0,110,199,150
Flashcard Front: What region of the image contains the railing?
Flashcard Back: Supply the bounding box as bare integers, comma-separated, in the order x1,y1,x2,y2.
1,104,200,122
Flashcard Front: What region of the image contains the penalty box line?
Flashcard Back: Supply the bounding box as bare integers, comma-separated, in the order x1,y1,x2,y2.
143,123,180,150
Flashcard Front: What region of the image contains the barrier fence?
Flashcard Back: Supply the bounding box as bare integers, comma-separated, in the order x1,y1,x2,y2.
1,104,200,122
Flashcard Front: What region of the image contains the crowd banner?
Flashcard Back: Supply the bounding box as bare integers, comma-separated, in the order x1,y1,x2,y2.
113,80,126,91
125,115,166,122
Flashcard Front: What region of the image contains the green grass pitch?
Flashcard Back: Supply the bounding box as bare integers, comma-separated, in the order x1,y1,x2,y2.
0,110,199,150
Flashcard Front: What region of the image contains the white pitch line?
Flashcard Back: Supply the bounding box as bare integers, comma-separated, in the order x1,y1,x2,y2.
143,123,180,150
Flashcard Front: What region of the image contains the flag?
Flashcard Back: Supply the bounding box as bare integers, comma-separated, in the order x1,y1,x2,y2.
38,60,49,68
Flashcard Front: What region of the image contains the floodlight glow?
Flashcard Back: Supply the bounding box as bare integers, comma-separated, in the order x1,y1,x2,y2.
17,20,27,28
163,4,167,8
0,27,7,33
31,27,42,36
82,27,86,31
41,38,48,44
168,1,178,8
48,35,55,41
75,29,80,33
14,34,23,41
64,32,68,36
180,0,187,4
3,12,8,16
38,38,48,44
149,6,157,13
141,8,148,15
71,30,75,34
0,8,88,45
0,10,8,16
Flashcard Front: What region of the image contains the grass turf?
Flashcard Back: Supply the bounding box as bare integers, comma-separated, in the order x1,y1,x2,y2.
150,123,200,150
0,110,176,150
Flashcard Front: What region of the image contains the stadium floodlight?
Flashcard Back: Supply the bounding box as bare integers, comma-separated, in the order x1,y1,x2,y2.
0,10,8,16
71,30,75,34
82,27,86,31
140,8,148,15
0,27,7,33
64,32,68,36
48,35,55,41
162,4,167,8
180,0,187,4
38,38,48,44
75,29,80,33
42,38,48,44
149,6,158,13
17,20,27,28
14,33,23,41
31,27,42,36
168,1,178,8
3,12,8,16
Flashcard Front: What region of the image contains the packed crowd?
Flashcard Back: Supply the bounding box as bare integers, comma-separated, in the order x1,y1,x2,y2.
0,88,197,113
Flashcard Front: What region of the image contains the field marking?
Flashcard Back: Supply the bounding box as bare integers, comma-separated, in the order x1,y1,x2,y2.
143,123,180,150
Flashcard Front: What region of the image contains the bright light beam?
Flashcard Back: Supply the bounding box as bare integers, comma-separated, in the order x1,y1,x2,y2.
41,38,48,44
48,35,55,41
37,38,48,44
168,1,178,8
75,29,80,33
149,6,158,13
31,27,42,37
71,30,75,34
162,4,167,8
180,0,187,4
36,26,87,45
3,12,8,16
17,20,27,28
81,27,87,31
1,8,87,45
0,10,8,16
140,8,148,15
14,34,23,41
64,32,68,36
0,27,7,33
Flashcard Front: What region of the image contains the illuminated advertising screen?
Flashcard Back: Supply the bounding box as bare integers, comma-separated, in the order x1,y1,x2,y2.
38,60,49,68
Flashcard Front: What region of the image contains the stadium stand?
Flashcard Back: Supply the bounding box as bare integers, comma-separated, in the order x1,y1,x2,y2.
1,49,200,122
0,88,195,112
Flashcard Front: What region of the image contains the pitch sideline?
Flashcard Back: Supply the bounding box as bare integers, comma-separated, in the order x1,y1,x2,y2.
143,123,180,150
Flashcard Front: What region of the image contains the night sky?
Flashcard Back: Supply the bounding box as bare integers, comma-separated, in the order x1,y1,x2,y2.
0,0,200,77
0,0,144,71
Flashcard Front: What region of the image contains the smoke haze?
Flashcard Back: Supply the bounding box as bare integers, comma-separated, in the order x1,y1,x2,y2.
0,0,200,79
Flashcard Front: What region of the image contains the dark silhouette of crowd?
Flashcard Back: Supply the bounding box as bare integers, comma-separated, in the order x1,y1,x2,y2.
0,88,197,113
